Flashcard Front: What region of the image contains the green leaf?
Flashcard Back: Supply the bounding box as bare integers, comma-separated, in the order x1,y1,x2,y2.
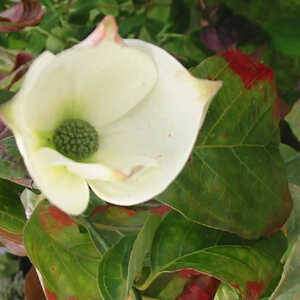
139,211,287,299
98,215,162,300
98,235,136,300
280,144,300,186
118,15,146,37
99,0,119,16
24,201,102,300
280,100,300,186
158,54,292,239
0,90,15,105
286,100,300,140
147,0,172,23
0,137,28,180
0,179,25,234
0,253,19,279
265,18,300,57
127,214,162,294
88,204,151,252
214,283,241,300
270,184,300,299
46,34,65,54
159,32,208,66
143,272,187,300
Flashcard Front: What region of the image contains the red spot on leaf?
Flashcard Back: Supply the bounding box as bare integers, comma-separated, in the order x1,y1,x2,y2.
0,0,45,32
246,281,265,300
176,273,220,300
69,296,78,300
231,283,240,290
122,207,137,216
45,289,57,300
48,206,75,227
89,205,109,218
222,50,274,89
151,205,172,216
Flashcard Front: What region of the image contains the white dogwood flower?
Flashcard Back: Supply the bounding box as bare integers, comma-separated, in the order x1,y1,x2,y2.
0,16,222,215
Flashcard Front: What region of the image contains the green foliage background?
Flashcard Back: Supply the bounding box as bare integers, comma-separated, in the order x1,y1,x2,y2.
0,0,300,299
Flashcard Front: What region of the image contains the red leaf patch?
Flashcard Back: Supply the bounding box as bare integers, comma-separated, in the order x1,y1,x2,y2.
177,272,220,300
222,50,274,89
246,281,265,300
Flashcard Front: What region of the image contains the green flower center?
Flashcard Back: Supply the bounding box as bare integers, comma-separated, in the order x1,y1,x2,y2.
53,119,99,161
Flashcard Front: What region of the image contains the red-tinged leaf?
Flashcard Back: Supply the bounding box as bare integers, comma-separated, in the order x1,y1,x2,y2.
25,266,46,300
89,204,149,231
6,52,33,90
224,50,291,120
159,50,292,239
179,269,203,279
0,179,27,255
246,281,266,300
140,211,287,299
45,290,57,300
0,0,45,33
176,273,220,300
47,206,76,227
86,204,151,254
0,52,33,90
89,205,109,218
24,201,102,299
0,227,26,256
222,50,274,89
151,204,172,216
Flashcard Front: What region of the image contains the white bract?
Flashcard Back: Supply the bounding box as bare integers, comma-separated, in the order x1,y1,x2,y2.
0,16,222,215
